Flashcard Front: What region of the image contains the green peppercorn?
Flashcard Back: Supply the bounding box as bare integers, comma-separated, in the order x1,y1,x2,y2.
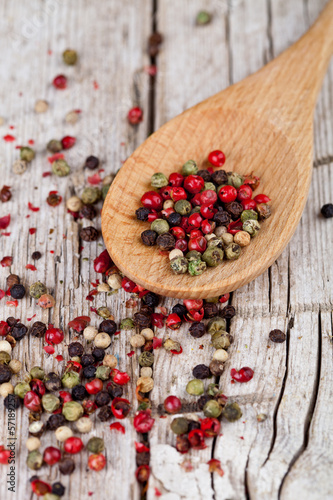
182,160,198,176
186,250,202,261
52,159,70,177
44,494,60,500
211,331,231,350
227,172,244,189
186,379,204,396
47,139,62,153
0,352,11,364
81,187,101,204
95,365,111,380
151,218,169,235
222,402,242,422
101,184,110,200
138,351,154,367
174,200,191,215
205,296,219,303
29,282,47,299
97,306,112,319
204,182,216,192
196,10,212,25
14,381,30,399
61,371,80,389
20,147,35,162
87,436,105,453
170,417,189,435
202,247,224,267
188,259,207,276
30,366,45,380
207,237,223,248
62,401,84,421
170,256,188,275
243,219,260,237
224,243,241,260
203,399,222,418
120,318,135,330
42,394,60,413
63,48,78,65
151,172,168,188
26,450,43,470
241,209,258,223
207,317,226,334
163,338,181,352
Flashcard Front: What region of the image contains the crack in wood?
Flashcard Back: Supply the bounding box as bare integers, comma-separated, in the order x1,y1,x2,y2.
313,155,333,168
266,0,274,60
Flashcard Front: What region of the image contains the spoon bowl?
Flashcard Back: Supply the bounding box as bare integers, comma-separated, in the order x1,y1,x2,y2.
102,1,332,299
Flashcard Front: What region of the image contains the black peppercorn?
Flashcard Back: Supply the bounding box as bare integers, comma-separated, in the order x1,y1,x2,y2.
197,395,213,411
142,292,160,308
81,354,95,367
220,305,236,319
0,365,12,384
187,419,201,432
136,207,150,221
72,385,88,401
29,475,39,483
97,405,112,422
99,319,117,335
107,381,123,399
95,390,111,407
189,321,206,338
139,305,154,316
203,302,218,318
10,284,26,299
141,229,157,246
85,155,99,170
52,482,65,497
59,458,75,475
172,303,187,320
148,31,163,56
47,413,66,430
224,201,243,220
321,203,333,218
211,169,228,185
269,329,286,343
79,204,96,220
176,436,190,453
197,169,211,182
136,451,150,466
11,323,28,341
6,317,18,329
134,312,151,328
68,342,84,357
4,394,20,409
168,212,182,227
80,226,99,242
92,347,105,362
83,365,96,379
44,372,62,392
192,364,211,379
31,321,47,338
156,233,176,250
31,251,42,260
213,210,230,226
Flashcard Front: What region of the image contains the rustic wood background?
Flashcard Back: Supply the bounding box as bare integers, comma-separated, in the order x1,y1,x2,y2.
0,1,332,499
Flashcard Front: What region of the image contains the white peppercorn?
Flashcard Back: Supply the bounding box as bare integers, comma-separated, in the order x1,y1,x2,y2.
35,100,49,113
12,160,27,175
103,354,117,369
0,340,12,355
141,328,154,340
66,196,83,212
213,349,229,362
8,359,22,374
137,376,154,393
107,274,122,290
55,426,73,442
140,367,153,378
26,437,41,451
97,283,111,293
169,249,183,261
0,382,14,398
94,332,111,349
65,110,79,124
214,226,227,237
130,334,145,348
163,200,174,209
233,230,251,247
83,326,98,342
75,416,92,433
221,233,234,246
205,233,217,241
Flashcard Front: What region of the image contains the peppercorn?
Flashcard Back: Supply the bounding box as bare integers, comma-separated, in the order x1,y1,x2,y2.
107,381,123,399
174,199,191,216
211,169,227,185
54,426,73,442
130,334,145,348
221,233,233,248
30,251,41,261
95,391,111,407
182,160,198,176
0,382,13,398
95,366,111,380
197,395,213,411
150,219,169,235
79,204,96,220
62,401,83,421
103,354,118,369
51,482,65,497
133,312,150,330
44,372,62,392
30,367,45,380
27,450,43,470
211,332,231,350
80,226,99,241
192,364,211,379
137,351,154,368
26,437,41,452
28,421,44,437
269,329,286,343
0,341,11,357
203,400,222,418
68,342,84,357
13,158,28,175
52,159,70,177
0,365,12,384
209,359,225,376
81,187,101,205
242,219,260,237
140,229,156,246
256,203,271,220
136,451,150,466
6,274,19,289
9,359,21,374
148,31,163,56
186,379,204,396
156,233,176,250
170,417,189,435
140,306,154,318
321,203,333,218
20,146,35,162
31,321,46,338
47,414,66,430
220,305,236,319
203,303,218,319
213,349,228,362
136,207,150,221
196,10,212,25
224,243,241,260
196,169,211,181
14,382,29,401
84,155,99,169
170,256,188,274
222,402,242,422
70,385,86,401
168,212,182,227
83,366,96,379
10,284,26,299
189,322,205,338
42,394,60,413
87,437,105,454
233,230,251,247
202,247,224,267
151,172,168,188
137,377,154,393
92,347,105,362
142,292,159,309
4,393,20,409
187,258,206,276
97,406,112,422
47,139,62,153
79,355,93,369
29,281,47,300
75,416,92,433
227,172,244,188
10,323,27,341
224,201,243,220
59,458,75,475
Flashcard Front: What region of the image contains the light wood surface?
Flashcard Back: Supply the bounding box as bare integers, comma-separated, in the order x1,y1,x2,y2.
0,1,332,499
102,1,333,300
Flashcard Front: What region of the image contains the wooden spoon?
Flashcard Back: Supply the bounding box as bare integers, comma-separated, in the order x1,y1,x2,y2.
102,1,333,299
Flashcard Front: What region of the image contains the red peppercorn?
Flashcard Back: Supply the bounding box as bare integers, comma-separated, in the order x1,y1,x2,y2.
112,369,130,385
135,465,150,483
253,194,271,204
141,191,163,211
241,199,256,210
0,321,10,336
94,249,112,274
111,397,131,419
230,367,254,383
200,190,217,205
243,173,260,190
219,293,230,303
183,299,203,311
227,219,243,235
133,410,155,433
169,172,184,187
85,378,103,395
53,74,67,89
147,210,158,222
237,184,253,202
188,236,207,253
30,379,46,397
159,185,173,200
200,418,221,437
31,479,52,496
201,219,215,234
128,107,143,125
188,429,206,449
189,229,203,239
59,391,72,403
191,193,202,206
175,239,188,252
64,437,84,454
186,308,204,322
45,327,64,345
68,316,90,333
169,227,185,240
0,447,10,464
82,399,97,414
24,391,42,412
88,453,106,471
218,185,237,203
183,175,205,194
43,446,61,466
200,203,215,219
171,187,187,202
61,136,76,149
151,313,165,328
208,150,226,167
180,216,191,233
161,207,175,219
188,213,203,228
121,277,137,293
166,313,182,330
164,395,182,414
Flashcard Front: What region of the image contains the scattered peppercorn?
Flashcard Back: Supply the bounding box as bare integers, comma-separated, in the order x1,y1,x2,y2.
192,364,211,379
269,329,286,343
79,204,96,220
80,226,99,242
321,203,333,218
31,251,42,260
10,284,26,299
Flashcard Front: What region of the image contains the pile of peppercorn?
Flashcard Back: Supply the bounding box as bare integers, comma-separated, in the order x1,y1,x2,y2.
136,150,271,275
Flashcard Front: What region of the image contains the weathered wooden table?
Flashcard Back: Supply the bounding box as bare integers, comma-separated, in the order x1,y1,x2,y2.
0,1,332,499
